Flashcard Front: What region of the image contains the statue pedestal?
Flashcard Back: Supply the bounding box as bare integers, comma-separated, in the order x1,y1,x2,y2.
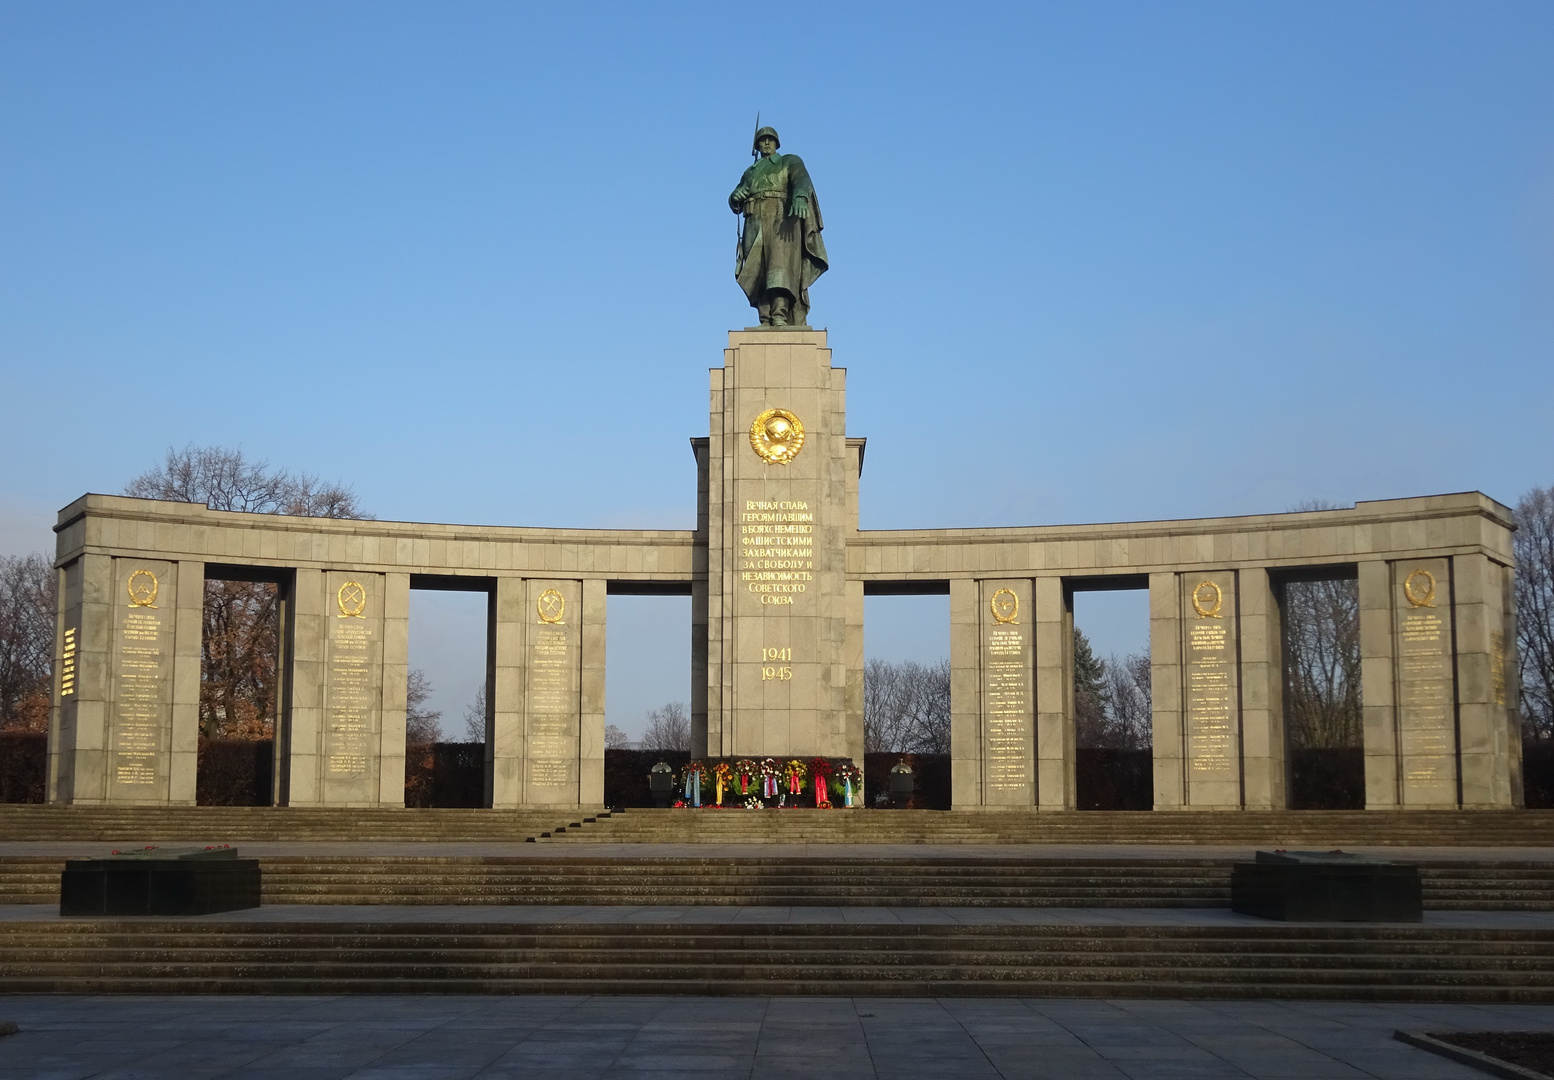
694,329,863,763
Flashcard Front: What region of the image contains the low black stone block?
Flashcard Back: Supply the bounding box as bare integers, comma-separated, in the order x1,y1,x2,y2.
1231,850,1422,922
60,848,261,916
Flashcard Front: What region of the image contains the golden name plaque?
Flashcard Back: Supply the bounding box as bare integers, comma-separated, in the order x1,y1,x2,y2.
1403,568,1436,608
989,588,1019,624
1191,580,1223,619
337,581,367,618
126,569,159,607
537,588,566,624
749,408,805,465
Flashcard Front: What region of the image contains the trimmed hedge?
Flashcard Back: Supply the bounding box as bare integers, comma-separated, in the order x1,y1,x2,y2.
0,732,46,803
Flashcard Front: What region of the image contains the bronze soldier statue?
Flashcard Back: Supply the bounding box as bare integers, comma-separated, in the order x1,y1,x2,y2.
729,126,828,327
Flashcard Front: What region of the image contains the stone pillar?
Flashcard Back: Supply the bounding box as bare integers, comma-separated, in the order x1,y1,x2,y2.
1149,572,1185,809
49,554,112,803
1393,558,1458,807
282,568,325,805
1033,577,1071,810
49,557,203,805
1357,560,1399,808
977,578,1036,806
580,578,606,808
949,577,982,808
699,329,854,762
844,578,865,795
1452,554,1521,807
1181,571,1242,808
1238,568,1285,810
377,572,410,808
320,571,385,805
522,578,583,806
489,575,525,807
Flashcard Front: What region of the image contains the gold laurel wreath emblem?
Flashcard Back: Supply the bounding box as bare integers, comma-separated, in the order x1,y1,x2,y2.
126,569,159,607
337,581,367,618
537,589,566,624
749,408,805,465
1403,569,1436,608
1191,581,1223,619
990,588,1019,624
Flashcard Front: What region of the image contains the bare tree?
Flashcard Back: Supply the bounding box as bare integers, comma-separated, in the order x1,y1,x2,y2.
1282,576,1362,749
641,701,690,751
1103,652,1153,750
461,685,487,743
124,445,368,741
0,553,55,732
864,658,951,754
405,669,442,746
604,724,631,749
1518,485,1554,741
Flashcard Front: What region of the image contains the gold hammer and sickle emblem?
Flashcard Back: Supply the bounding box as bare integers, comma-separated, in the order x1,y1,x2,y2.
989,588,1019,624
749,408,806,465
537,589,566,624
337,581,367,618
1191,581,1223,619
126,569,159,607
1403,569,1436,608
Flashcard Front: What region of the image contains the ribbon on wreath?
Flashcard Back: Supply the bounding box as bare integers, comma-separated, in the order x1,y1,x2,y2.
764,774,778,798
814,775,828,807
686,770,701,807
842,777,854,807
715,776,724,805
788,771,802,796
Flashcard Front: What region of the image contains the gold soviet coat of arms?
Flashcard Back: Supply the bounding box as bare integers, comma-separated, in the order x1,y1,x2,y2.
749,408,805,465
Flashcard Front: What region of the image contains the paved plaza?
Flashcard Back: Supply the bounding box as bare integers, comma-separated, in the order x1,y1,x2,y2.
4,993,1553,1079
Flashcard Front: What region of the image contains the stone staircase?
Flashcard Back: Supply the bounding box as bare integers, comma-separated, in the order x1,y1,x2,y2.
0,805,603,842
3,854,1550,909
2,920,1552,999
540,807,1554,846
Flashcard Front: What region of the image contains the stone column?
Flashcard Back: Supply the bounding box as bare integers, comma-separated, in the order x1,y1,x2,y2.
377,572,410,808
489,576,526,808
522,578,583,806
1148,572,1185,809
1033,577,1071,810
1357,559,1399,808
319,571,386,805
49,554,112,803
1238,568,1284,810
1393,558,1458,807
977,578,1036,806
1181,571,1242,808
844,578,865,795
949,577,982,808
1450,554,1521,807
282,568,326,805
168,560,203,806
580,579,606,808
699,329,853,762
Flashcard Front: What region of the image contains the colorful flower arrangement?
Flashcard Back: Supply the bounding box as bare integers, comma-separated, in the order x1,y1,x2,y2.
834,761,862,808
760,757,781,799
743,795,763,810
712,761,733,805
784,759,808,797
810,757,834,807
735,758,758,796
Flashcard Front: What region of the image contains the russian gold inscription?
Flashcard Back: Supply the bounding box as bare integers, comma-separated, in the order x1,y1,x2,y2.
1397,598,1455,792
983,623,1031,793
526,610,579,789
111,606,167,788
741,499,813,604
325,619,373,776
1491,630,1507,707
59,627,76,697
748,408,805,464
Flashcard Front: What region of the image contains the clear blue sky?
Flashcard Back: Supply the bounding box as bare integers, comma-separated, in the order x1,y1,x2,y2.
3,2,1551,736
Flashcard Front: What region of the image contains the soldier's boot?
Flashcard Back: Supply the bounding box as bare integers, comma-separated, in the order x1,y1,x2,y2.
770,294,791,326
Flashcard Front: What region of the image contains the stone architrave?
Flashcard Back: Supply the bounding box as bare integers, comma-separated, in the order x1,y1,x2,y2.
697,329,856,762
318,571,386,805
523,579,582,803
1181,571,1241,808
978,579,1035,805
1393,558,1458,807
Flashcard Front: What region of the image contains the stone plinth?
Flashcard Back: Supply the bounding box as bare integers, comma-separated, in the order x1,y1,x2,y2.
695,329,861,763
1231,850,1422,922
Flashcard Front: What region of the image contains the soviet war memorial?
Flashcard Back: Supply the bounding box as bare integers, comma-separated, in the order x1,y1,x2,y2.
5,7,1554,1080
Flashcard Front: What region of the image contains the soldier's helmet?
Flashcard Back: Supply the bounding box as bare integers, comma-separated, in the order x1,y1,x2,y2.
752,126,780,152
